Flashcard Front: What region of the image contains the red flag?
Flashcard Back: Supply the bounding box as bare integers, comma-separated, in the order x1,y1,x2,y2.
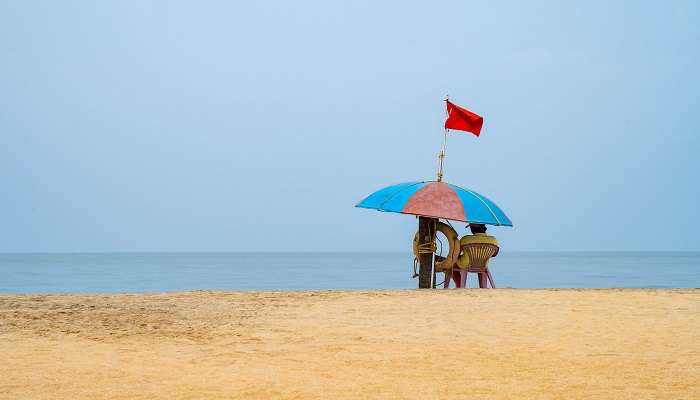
444,100,483,136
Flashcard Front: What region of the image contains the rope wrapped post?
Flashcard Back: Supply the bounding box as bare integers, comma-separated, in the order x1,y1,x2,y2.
417,216,436,289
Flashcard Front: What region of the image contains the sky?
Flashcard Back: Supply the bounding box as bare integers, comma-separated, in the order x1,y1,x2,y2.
1,1,699,252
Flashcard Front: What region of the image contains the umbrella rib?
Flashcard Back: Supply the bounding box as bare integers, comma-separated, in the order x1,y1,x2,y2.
377,181,425,211
462,188,502,225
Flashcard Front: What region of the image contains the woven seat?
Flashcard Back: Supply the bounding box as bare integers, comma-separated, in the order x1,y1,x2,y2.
461,243,499,273
448,242,499,288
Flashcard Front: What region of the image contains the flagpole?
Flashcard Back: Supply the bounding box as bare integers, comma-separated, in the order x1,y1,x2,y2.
432,96,450,288
437,95,449,182
437,128,448,182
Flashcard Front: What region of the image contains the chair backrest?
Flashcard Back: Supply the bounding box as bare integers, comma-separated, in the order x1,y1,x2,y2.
462,243,499,272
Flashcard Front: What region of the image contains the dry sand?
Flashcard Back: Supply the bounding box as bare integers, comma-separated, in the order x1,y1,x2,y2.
1,289,698,399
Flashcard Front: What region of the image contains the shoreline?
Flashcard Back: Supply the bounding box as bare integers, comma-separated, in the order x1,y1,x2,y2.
2,287,698,295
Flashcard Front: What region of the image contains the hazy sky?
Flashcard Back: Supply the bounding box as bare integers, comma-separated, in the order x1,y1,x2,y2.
2,1,699,252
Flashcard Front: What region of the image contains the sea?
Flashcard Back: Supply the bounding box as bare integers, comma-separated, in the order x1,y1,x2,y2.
1,252,699,293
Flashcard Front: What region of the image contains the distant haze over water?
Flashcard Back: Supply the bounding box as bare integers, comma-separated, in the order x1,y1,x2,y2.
1,252,698,293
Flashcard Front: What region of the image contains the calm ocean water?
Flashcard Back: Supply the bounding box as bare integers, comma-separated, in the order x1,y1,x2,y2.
0,252,699,293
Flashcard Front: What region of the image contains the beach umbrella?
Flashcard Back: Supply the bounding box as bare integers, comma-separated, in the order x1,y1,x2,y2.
356,181,512,227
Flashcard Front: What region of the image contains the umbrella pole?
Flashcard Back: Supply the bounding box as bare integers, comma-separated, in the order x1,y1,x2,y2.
417,216,436,289
431,219,437,288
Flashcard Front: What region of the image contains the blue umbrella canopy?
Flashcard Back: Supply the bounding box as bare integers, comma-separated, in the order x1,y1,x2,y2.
356,181,512,227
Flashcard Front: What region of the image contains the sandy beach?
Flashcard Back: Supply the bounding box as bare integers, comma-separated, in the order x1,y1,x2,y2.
1,289,698,399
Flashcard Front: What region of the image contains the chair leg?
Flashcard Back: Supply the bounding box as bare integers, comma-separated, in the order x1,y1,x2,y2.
478,273,486,288
452,269,462,288
486,268,496,288
443,270,451,289
460,270,467,289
